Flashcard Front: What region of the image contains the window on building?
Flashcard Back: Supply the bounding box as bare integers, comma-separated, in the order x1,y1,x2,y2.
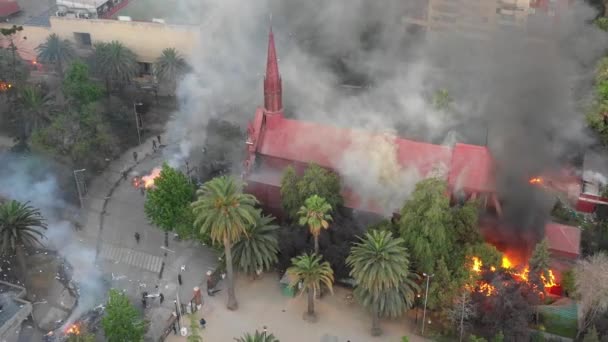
73,32,92,47
138,62,152,76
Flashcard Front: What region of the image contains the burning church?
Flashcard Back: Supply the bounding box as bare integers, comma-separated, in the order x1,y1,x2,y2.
243,28,591,291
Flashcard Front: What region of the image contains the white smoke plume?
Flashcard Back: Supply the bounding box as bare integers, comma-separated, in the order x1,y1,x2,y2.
165,1,608,223
0,154,105,325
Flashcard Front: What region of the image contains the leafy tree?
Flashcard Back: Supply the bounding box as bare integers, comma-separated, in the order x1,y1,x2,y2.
191,176,258,310
491,331,504,342
231,212,279,276
575,253,608,336
399,178,452,273
346,230,419,336
0,25,29,86
0,200,47,296
561,268,576,298
432,88,453,111
187,314,202,342
427,257,456,310
92,41,138,93
280,164,343,220
287,253,334,321
280,166,300,218
297,195,333,254
154,48,188,94
144,163,195,232
16,85,52,139
235,330,280,342
529,239,551,292
466,243,503,270
35,33,76,79
452,200,481,246
63,62,104,105
584,326,601,342
446,291,476,342
101,289,146,342
30,102,119,171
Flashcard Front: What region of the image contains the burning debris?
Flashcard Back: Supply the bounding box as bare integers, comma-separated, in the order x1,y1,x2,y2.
64,323,80,335
468,255,559,297
46,305,105,341
132,167,162,190
0,81,12,92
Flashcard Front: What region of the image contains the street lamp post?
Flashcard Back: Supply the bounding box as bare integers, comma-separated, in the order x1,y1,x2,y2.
73,169,87,208
263,326,267,339
133,102,143,145
421,272,434,335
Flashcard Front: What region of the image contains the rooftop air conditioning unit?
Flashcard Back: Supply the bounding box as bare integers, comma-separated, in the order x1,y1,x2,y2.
118,16,132,21
152,18,165,24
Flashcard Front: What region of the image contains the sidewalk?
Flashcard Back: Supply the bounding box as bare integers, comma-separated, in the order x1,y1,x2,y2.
166,274,427,342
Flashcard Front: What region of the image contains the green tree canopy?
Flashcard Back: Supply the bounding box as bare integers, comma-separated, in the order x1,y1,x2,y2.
287,253,334,321
16,85,53,139
452,200,482,246
235,330,280,342
30,102,119,171
399,178,452,273
347,230,419,335
92,41,138,93
280,164,343,219
144,163,195,232
154,48,188,94
63,62,104,105
432,88,453,111
192,176,258,310
0,200,47,295
231,212,279,275
529,239,551,292
297,195,332,254
101,289,146,342
36,33,76,78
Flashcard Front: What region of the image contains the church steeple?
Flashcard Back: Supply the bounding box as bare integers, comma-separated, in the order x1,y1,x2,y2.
264,26,282,113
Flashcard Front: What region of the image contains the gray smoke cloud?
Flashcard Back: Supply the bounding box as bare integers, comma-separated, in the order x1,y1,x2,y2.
165,1,607,234
0,154,105,325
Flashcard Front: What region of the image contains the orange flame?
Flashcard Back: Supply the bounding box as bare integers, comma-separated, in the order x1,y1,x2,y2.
141,167,161,189
529,177,543,185
471,257,482,273
65,323,80,335
0,82,12,92
541,269,557,288
501,256,513,269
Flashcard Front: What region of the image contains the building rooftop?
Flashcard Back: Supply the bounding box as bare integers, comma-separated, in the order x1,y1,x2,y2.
2,0,52,26
111,0,201,25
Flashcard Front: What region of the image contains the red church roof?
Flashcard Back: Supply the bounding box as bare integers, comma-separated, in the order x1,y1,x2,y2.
0,0,20,17
545,222,581,257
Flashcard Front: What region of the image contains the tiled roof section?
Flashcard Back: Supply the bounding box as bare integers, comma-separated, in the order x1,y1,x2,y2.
449,143,495,192
545,222,581,256
0,0,20,17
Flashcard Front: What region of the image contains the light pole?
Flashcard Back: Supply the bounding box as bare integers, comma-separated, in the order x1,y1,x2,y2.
421,272,434,336
263,326,267,339
73,169,87,208
133,102,143,145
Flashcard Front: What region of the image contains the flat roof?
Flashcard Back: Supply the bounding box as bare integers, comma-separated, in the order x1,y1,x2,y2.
111,0,201,25
3,0,52,26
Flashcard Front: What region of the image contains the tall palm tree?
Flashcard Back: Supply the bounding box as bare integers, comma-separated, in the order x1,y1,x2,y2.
35,33,76,79
92,41,138,94
346,230,419,336
18,85,51,139
231,211,279,277
297,195,332,254
287,253,334,322
0,200,47,296
235,330,280,342
154,48,188,95
191,176,258,310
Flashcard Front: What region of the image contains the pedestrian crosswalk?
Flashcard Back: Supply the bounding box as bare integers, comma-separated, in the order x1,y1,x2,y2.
99,244,163,273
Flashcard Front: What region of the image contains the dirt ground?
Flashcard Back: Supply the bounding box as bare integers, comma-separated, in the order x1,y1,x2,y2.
165,273,427,342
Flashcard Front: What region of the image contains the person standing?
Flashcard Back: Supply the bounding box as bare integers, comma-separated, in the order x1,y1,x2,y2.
152,139,157,152
159,293,164,304
134,232,140,244
178,274,182,286
133,151,138,162
157,135,161,145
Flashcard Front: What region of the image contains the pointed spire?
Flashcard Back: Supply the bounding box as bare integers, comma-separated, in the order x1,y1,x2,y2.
264,25,282,113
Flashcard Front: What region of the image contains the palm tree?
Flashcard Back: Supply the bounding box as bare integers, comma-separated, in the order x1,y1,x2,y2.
154,48,188,94
191,176,258,310
35,33,76,79
18,85,51,139
297,195,332,254
287,253,334,322
231,211,279,277
235,330,280,342
346,230,419,336
92,41,138,94
0,200,47,296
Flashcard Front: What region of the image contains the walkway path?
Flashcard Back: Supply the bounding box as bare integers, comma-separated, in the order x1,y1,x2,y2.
166,274,427,342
